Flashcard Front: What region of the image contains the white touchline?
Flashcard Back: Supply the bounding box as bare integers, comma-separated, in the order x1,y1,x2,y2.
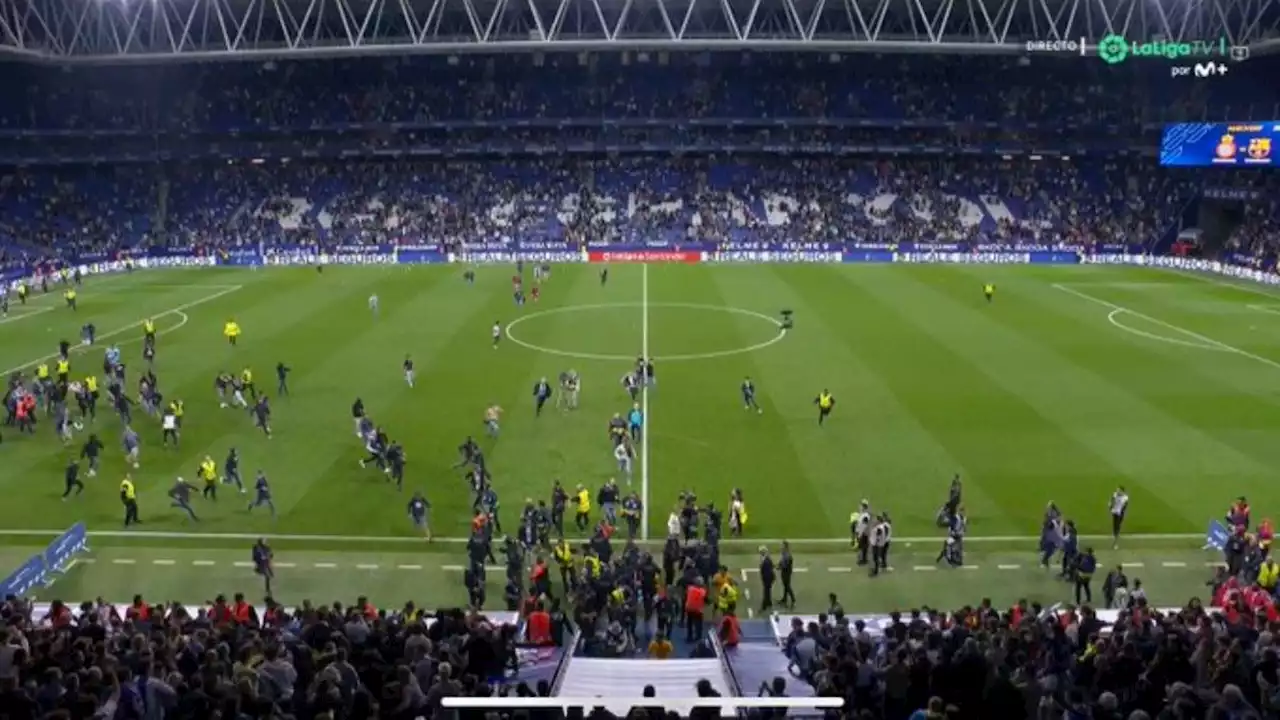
1053,283,1280,372
640,263,651,540
0,528,1206,543
1169,268,1280,301
0,284,243,376
0,306,55,326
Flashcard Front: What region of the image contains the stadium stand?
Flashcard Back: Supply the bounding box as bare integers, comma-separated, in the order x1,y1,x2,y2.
0,55,1275,265
3,28,1280,718
5,565,1280,718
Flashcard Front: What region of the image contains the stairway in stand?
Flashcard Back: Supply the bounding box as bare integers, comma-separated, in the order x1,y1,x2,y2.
722,620,816,700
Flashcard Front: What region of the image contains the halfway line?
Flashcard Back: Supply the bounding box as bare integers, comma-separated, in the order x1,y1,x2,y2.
640,263,651,539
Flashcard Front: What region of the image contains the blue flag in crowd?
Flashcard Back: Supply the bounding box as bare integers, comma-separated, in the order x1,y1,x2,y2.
1205,519,1230,551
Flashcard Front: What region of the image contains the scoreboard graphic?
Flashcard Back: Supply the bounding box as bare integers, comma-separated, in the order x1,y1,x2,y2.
1160,122,1277,167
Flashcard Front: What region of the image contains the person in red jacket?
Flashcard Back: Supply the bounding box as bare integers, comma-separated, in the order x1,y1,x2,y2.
232,593,253,625
530,559,550,598
15,395,33,434
718,611,741,647
126,594,151,622
45,601,72,629
1229,498,1251,532
685,581,707,643
211,595,233,625
526,603,552,645
263,600,282,628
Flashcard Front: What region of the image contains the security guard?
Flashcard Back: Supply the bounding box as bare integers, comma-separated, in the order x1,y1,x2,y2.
553,537,576,592
582,548,602,582
717,577,739,615
120,475,140,526
56,357,70,384
1260,556,1280,593
814,390,835,426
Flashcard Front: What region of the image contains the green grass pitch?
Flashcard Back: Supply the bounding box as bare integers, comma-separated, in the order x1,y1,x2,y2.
2,262,1278,610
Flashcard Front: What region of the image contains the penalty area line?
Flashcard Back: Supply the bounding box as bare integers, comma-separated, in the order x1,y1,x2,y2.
1053,283,1280,371
0,306,55,326
0,284,243,376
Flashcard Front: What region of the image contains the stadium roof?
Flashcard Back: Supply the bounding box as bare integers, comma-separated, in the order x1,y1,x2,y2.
0,0,1275,62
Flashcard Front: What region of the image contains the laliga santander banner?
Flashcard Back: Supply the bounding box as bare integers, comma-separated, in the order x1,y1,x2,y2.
587,250,701,264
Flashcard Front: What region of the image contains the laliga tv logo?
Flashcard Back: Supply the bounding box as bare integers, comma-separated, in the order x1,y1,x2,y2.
1097,35,1130,64
1097,33,1248,68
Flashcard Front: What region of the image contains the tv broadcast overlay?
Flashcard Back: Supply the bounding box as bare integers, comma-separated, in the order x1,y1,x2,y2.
1160,121,1277,167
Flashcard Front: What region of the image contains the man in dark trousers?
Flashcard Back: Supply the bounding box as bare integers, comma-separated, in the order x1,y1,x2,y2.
779,541,796,608
276,362,291,395
758,547,775,613
853,501,872,565
870,516,889,577
532,377,552,417
1102,564,1128,609
1226,527,1247,576
1075,547,1097,604
62,459,84,500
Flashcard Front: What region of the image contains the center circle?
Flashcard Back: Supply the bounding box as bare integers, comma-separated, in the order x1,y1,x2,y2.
504,302,787,362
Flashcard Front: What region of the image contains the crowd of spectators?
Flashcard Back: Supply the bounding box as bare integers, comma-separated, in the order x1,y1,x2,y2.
0,53,1273,265
0,157,1235,260
1219,174,1280,267
0,55,1276,132
7,575,1280,718
776,593,1280,719
3,502,1279,719
0,595,553,720
0,125,1169,165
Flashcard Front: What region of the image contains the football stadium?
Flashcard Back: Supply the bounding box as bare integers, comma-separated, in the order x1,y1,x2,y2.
0,3,1279,714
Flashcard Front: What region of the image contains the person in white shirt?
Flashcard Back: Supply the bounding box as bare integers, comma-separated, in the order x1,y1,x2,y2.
1110,487,1130,549
614,441,634,481
161,411,179,447
729,495,746,537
